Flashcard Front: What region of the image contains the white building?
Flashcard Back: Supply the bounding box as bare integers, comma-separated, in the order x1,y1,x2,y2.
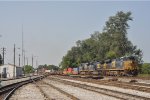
0,64,23,78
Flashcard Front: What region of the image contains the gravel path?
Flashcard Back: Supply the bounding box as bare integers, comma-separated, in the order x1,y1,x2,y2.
43,79,119,100
9,83,47,100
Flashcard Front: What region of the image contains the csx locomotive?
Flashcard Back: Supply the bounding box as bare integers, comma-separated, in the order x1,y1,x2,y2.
79,56,138,76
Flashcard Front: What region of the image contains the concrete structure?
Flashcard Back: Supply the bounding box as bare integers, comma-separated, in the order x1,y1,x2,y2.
0,64,23,78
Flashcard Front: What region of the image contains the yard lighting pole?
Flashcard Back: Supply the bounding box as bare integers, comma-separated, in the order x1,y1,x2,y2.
1,47,6,65
19,54,21,67
32,55,33,67
32,55,38,68
17,48,21,67
24,51,25,67
36,58,38,68
34,56,38,68
26,57,28,66
22,24,25,75
0,35,2,85
14,44,16,78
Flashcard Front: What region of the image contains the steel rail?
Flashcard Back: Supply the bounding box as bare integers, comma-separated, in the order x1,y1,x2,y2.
42,81,80,100
0,75,44,100
49,76,150,100
31,78,51,100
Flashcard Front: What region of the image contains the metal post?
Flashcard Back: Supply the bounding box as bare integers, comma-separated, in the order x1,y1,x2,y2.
24,51,25,66
36,59,38,68
14,44,16,78
26,57,28,65
2,48,4,65
32,55,33,67
19,54,20,67
22,24,24,75
2,47,6,65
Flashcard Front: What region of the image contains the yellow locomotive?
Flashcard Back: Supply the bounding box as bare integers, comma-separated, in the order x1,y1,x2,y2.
79,56,138,76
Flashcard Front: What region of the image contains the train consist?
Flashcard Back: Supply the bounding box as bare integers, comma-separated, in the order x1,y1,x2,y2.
63,56,138,76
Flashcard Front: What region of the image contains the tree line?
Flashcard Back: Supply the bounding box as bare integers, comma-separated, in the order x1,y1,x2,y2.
24,64,59,74
60,11,143,69
38,64,59,71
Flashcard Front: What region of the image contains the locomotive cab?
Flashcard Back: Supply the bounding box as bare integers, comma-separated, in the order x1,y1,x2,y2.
123,56,138,76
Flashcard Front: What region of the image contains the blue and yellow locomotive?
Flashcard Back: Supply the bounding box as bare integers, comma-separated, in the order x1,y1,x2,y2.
79,56,138,76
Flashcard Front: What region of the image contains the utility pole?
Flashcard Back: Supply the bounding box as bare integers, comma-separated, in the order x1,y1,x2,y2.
0,35,2,84
19,54,20,67
14,44,16,78
32,55,33,67
26,57,28,65
22,24,24,74
2,47,6,65
36,59,38,68
24,51,25,67
35,56,38,68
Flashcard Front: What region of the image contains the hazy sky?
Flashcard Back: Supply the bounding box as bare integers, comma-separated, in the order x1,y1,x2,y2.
0,1,150,67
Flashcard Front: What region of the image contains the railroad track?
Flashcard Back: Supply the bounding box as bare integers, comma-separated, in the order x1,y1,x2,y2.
57,75,150,92
32,81,50,100
48,76,150,100
97,81,150,92
34,80,79,100
0,76,44,100
0,80,30,100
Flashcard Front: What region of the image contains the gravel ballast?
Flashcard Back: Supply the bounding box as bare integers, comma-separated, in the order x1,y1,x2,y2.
38,82,72,100
43,79,119,100
60,78,150,99
9,83,46,100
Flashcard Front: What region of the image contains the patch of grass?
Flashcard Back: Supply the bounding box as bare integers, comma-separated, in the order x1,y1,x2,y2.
138,74,150,77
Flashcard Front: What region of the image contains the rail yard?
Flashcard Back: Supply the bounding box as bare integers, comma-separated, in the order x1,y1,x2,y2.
0,2,150,100
0,74,150,100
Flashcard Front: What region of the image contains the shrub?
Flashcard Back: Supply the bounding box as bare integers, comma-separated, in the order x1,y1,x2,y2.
141,63,150,74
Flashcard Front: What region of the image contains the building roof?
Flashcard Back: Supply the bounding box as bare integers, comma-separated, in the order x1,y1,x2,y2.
0,64,22,68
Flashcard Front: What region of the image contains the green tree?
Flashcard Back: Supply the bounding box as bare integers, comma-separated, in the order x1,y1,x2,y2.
104,11,134,56
47,65,59,70
24,65,34,74
104,11,132,34
38,64,59,71
60,11,142,69
141,63,150,74
106,51,117,59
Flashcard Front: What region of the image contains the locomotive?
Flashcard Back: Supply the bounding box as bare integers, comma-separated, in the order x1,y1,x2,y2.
63,56,138,76
79,56,138,76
